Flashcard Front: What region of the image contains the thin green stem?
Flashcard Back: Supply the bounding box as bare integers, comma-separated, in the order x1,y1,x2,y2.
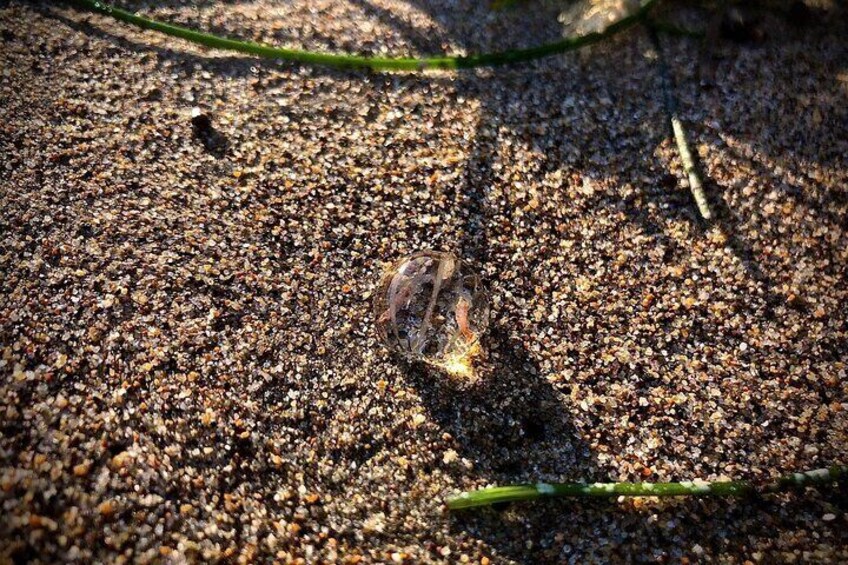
66,0,658,72
447,465,848,509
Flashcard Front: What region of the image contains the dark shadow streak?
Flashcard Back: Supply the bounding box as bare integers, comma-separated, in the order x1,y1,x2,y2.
402,326,591,484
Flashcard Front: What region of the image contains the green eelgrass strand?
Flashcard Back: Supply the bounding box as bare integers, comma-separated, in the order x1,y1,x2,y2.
447,465,848,509
67,0,658,72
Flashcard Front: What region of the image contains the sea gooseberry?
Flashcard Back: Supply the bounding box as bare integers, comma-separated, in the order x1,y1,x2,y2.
374,251,489,372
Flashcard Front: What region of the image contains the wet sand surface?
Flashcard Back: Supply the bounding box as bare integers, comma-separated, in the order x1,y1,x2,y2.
1,1,847,562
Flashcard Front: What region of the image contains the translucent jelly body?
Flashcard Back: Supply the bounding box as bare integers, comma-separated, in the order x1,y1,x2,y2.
374,251,489,366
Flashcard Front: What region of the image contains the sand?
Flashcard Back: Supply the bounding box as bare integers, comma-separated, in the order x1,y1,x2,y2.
1,0,847,562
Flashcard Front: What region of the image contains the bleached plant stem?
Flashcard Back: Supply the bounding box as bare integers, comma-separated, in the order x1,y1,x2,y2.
648,25,713,221
670,115,712,220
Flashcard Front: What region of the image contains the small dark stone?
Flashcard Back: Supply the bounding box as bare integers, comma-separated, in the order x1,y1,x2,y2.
143,87,163,101
190,108,213,132
1,28,14,42
660,173,678,189
77,224,94,238
364,105,380,123
190,107,228,156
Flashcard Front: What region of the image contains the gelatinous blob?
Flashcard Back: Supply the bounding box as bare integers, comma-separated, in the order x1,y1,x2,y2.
374,251,489,372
